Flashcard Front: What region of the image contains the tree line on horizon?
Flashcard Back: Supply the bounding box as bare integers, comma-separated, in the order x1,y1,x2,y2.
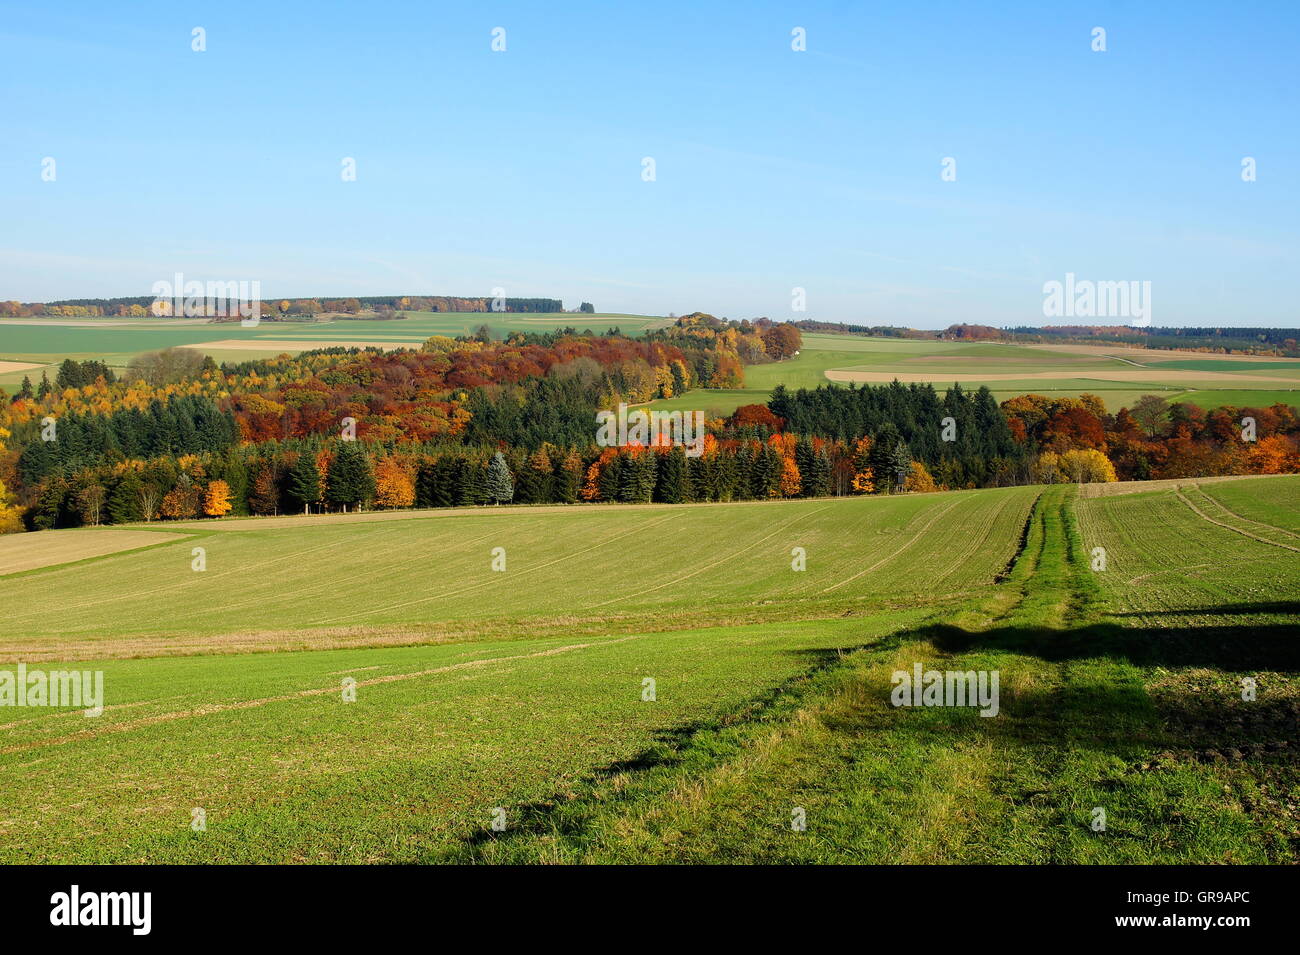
1,318,1297,532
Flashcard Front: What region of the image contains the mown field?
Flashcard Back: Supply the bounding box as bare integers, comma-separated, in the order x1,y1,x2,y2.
650,333,1300,418
0,475,1296,864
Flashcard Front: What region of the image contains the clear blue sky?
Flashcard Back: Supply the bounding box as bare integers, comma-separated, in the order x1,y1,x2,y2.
2,1,1297,327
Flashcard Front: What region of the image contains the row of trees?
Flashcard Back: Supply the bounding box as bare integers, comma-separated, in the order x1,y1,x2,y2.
768,381,1023,481
20,426,945,530
1001,393,1300,480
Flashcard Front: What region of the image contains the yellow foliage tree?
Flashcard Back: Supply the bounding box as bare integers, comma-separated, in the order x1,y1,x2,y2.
904,461,939,493
778,456,802,497
373,458,415,509
851,467,875,494
0,477,22,534
1059,448,1117,484
203,480,234,517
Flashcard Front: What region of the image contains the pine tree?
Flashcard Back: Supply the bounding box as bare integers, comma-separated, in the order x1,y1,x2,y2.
596,453,622,501
288,453,321,514
795,437,816,496
37,372,52,400
555,449,582,504
808,447,832,497
654,446,689,503
456,456,487,506
108,471,144,524
327,443,373,512
888,441,914,491
486,451,514,504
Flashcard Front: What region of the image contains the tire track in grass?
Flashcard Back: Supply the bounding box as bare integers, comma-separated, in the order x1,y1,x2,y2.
1193,486,1300,541
818,499,961,594
0,635,648,758
927,494,1015,589
589,505,831,608
206,528,503,619
1175,489,1300,554
3,524,403,626
312,513,685,626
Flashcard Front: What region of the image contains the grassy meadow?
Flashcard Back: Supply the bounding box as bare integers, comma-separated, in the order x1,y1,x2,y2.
1,476,1296,863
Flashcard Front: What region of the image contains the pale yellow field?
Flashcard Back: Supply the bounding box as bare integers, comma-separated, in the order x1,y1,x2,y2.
0,528,185,575
0,360,43,374
178,339,414,352
1023,343,1298,364
825,368,1299,385
1076,473,1283,499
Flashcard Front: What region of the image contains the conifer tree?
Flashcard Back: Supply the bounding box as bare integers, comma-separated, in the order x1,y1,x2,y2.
654,446,689,503
288,453,321,514
486,451,514,504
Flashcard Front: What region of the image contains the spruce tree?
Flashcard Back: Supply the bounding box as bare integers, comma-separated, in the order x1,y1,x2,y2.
327,443,373,512
288,453,322,514
655,446,688,503
456,456,487,506
554,450,582,504
486,451,514,504
108,471,144,524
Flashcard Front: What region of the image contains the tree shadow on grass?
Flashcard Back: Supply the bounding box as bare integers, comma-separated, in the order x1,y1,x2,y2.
923,617,1300,671
443,616,1300,861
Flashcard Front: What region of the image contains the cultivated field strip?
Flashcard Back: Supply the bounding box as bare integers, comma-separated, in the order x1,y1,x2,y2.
0,528,186,576
0,489,1038,659
1199,475,1300,535
1177,488,1300,552
1076,477,1300,627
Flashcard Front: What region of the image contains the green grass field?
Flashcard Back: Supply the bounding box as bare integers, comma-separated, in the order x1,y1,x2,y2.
651,333,1300,418
1,476,1296,863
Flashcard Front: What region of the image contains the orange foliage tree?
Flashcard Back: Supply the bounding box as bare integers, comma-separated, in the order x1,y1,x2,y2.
373,457,416,509
203,480,233,516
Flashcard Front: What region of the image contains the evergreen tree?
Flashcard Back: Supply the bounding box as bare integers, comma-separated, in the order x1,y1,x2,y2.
654,446,689,503
795,437,816,497
326,443,373,511
596,453,622,501
808,446,832,497
617,450,655,503
108,471,144,524
486,451,514,503
888,441,914,490
554,449,583,504
37,372,52,400
456,456,487,505
287,453,322,514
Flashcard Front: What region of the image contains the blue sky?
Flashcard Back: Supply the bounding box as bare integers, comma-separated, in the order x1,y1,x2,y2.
2,1,1297,327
